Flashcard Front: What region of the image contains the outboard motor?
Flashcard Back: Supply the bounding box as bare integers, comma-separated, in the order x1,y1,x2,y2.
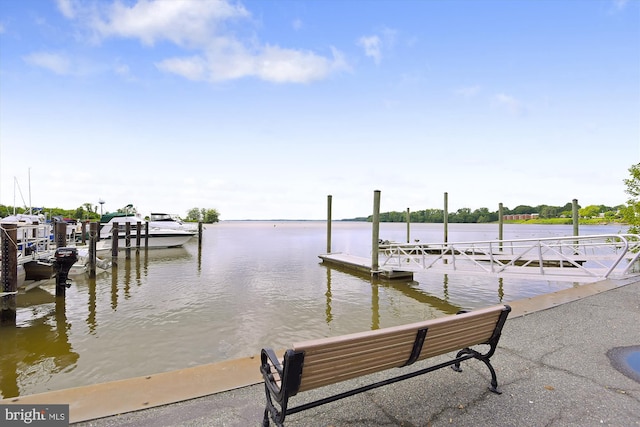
53,247,78,296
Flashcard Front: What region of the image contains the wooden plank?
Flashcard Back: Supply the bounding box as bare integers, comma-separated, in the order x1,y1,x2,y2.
318,253,413,280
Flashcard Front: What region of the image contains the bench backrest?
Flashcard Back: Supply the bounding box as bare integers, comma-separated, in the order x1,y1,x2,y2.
292,304,509,392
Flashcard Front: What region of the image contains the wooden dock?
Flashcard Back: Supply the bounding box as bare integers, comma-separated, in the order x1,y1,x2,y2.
318,253,414,280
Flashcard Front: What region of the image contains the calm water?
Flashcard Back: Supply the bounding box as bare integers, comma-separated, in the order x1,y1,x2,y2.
0,221,626,398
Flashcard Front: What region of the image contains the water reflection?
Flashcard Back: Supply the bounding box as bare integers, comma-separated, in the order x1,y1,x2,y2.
87,275,97,335
325,267,332,324
379,279,461,315
320,263,463,328
443,274,449,301
0,295,78,398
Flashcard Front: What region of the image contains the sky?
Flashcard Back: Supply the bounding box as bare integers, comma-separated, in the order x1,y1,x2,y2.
1,0,638,220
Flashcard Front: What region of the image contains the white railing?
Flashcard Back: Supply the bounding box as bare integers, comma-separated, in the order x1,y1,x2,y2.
379,234,640,281
2,223,55,264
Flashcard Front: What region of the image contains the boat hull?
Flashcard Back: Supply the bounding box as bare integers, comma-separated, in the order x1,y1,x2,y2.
96,232,193,252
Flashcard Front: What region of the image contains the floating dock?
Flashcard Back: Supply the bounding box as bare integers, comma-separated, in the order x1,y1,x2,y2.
319,253,414,280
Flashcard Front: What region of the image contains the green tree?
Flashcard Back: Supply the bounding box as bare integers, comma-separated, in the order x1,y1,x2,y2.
83,202,96,213
203,209,220,223
622,163,640,233
539,205,558,219
186,207,201,222
579,205,600,219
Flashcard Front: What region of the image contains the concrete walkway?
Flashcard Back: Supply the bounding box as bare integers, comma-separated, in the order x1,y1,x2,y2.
5,277,640,426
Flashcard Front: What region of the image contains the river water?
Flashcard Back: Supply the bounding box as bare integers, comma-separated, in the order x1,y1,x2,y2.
0,221,627,398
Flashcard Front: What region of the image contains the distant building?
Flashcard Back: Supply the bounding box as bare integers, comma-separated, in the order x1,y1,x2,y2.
502,213,540,220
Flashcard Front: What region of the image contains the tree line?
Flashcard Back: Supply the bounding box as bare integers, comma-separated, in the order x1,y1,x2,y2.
0,204,221,224
348,163,640,228
348,202,625,224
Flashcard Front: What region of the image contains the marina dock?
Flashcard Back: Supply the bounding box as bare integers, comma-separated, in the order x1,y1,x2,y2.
318,253,414,280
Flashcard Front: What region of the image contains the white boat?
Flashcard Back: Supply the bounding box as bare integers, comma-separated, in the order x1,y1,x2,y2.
1,213,58,291
149,212,198,233
69,247,112,276
96,213,194,251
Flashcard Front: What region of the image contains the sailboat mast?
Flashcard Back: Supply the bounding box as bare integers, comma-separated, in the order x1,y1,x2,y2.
28,167,32,215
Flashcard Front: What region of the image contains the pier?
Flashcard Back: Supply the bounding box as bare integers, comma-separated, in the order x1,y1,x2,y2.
320,191,640,283
318,253,413,280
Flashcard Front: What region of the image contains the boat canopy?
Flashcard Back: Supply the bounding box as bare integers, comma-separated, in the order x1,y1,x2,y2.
100,212,135,223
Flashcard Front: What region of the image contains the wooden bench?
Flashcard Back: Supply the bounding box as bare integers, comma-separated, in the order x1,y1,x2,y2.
260,304,511,426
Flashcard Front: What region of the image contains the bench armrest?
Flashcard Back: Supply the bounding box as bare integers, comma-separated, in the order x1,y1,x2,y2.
261,348,283,377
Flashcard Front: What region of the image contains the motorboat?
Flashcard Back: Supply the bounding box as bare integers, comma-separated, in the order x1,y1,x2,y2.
68,247,112,276
149,212,198,233
96,213,194,251
1,213,57,289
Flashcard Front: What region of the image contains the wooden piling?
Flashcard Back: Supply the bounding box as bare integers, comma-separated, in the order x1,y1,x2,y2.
371,190,381,273
135,221,142,253
125,222,131,259
572,199,579,236
111,224,119,260
144,222,149,248
498,202,504,252
89,222,98,277
55,221,67,248
327,195,332,253
81,220,88,245
1,224,18,326
443,192,449,243
406,208,410,243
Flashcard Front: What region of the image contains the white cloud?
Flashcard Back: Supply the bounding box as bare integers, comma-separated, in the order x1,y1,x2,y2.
0,23,5,34
256,45,347,83
59,0,345,84
158,44,349,83
91,0,249,47
358,35,382,64
357,27,397,65
156,55,207,81
23,52,71,74
56,0,76,19
292,18,303,31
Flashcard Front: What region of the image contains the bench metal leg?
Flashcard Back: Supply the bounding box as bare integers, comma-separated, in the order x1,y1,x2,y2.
451,347,502,394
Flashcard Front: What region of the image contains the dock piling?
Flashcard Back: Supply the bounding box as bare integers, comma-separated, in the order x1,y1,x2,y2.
89,222,98,277
371,190,381,274
498,202,504,251
55,221,67,248
1,224,18,326
125,222,131,259
572,199,579,236
327,195,332,253
443,192,449,243
111,224,119,260
406,208,410,243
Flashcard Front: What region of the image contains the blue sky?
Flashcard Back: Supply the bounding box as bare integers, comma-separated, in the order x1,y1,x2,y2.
1,0,638,220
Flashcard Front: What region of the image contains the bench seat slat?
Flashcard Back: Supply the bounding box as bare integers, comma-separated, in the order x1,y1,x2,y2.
294,305,503,351
293,305,505,393
297,331,495,392
299,317,498,359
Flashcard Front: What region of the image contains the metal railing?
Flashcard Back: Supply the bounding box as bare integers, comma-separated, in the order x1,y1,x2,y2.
3,223,55,264
379,234,640,281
